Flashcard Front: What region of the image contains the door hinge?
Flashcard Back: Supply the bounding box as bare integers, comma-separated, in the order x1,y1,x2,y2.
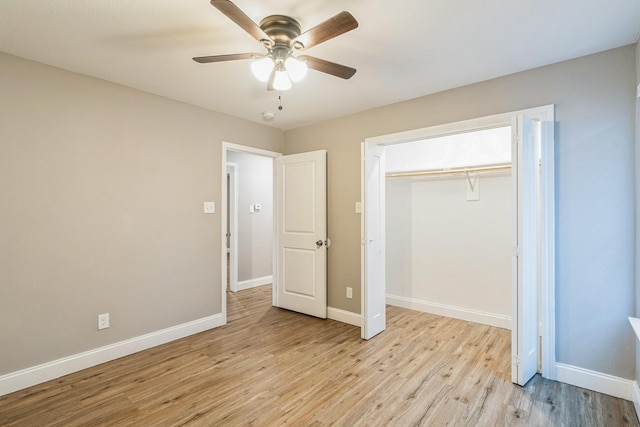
513,133,520,144
513,245,519,257
513,354,520,366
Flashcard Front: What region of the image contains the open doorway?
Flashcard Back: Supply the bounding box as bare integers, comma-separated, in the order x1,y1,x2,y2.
221,143,281,320
361,105,556,385
226,151,274,291
222,143,329,322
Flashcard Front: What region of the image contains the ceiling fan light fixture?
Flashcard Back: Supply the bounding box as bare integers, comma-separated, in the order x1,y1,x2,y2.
285,56,307,82
273,67,292,91
195,2,359,91
251,56,275,82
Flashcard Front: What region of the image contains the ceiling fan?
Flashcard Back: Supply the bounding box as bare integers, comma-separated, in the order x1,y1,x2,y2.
193,0,359,91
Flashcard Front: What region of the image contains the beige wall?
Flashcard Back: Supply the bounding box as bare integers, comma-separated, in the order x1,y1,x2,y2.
0,52,284,374
284,45,637,379
1,43,637,383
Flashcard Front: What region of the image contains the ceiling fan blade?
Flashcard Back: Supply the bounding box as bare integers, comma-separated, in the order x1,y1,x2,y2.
211,0,273,47
193,53,259,63
291,11,358,50
298,55,356,79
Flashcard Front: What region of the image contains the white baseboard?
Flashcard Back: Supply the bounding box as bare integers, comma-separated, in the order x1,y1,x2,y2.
556,362,634,401
386,294,511,330
0,313,225,397
327,307,361,327
236,275,273,292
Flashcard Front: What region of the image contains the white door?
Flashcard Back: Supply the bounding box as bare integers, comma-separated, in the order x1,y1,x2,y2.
361,142,386,339
275,150,327,318
512,115,540,385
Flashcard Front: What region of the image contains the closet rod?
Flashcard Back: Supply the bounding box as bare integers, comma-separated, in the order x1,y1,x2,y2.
386,163,511,178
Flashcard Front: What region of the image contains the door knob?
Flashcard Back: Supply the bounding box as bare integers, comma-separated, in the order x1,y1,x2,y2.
316,240,324,248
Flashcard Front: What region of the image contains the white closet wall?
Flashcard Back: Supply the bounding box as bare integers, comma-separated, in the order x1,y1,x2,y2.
385,128,512,329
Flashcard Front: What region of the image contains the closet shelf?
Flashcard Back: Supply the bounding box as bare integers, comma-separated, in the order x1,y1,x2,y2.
386,163,511,179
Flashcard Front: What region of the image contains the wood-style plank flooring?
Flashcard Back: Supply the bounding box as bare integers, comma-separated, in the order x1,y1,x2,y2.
1,285,638,426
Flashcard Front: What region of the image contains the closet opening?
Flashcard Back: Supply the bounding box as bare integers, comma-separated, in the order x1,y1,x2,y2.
385,125,514,331
361,105,556,386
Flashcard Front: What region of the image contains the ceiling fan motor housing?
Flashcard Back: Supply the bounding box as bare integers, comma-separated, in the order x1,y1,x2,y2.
259,15,302,48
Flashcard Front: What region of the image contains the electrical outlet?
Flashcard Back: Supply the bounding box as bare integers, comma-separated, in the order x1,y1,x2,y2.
346,287,353,299
98,313,109,330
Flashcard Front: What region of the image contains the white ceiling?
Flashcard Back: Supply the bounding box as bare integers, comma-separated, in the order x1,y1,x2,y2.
1,0,639,130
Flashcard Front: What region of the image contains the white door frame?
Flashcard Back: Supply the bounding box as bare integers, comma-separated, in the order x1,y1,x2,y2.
221,142,281,322
362,105,556,381
226,161,238,292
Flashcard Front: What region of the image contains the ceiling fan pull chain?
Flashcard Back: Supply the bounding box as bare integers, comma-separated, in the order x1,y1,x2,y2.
278,94,283,111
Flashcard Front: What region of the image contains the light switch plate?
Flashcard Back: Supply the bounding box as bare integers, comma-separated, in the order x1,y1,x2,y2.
203,202,215,214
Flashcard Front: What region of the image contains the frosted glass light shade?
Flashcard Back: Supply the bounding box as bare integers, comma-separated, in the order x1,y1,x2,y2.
273,69,292,91
251,57,274,82
285,57,307,82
